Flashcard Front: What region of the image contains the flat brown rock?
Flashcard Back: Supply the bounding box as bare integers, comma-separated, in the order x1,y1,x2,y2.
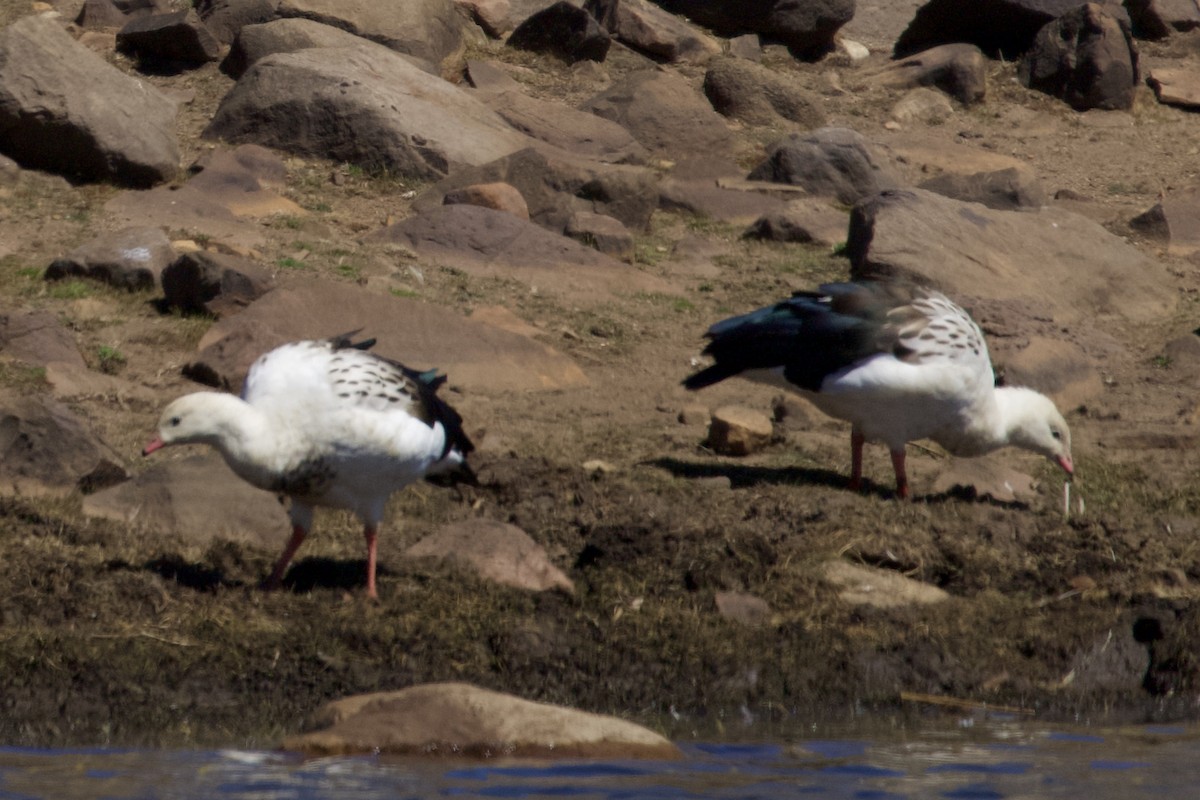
405,519,575,593
192,279,589,394
369,204,678,303
283,682,682,758
83,452,289,547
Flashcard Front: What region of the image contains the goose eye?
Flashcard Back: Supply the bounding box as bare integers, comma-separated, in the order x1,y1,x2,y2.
1051,429,1062,440
169,416,182,427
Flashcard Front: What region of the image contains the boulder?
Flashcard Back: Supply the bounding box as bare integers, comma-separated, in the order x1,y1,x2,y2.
161,251,275,316
370,204,677,302
275,0,471,78
703,56,825,127
585,0,721,64
283,682,682,758
930,458,1038,503
580,69,734,161
563,210,634,258
658,176,791,225
1124,0,1200,39
846,188,1175,324
894,0,1127,60
443,182,530,220
204,45,531,180
45,226,175,291
869,43,988,106
83,452,289,547
507,1,610,63
0,309,85,369
0,391,126,498
743,198,850,247
999,336,1105,409
454,0,512,37
0,15,180,186
405,519,575,593
116,8,222,66
1018,3,1138,112
194,0,281,45
474,87,651,165
222,17,437,79
653,0,853,59
747,128,900,205
190,279,590,394
1130,186,1200,256
918,165,1046,211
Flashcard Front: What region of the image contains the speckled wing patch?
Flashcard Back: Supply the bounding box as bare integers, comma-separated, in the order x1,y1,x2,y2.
886,291,988,368
325,347,428,420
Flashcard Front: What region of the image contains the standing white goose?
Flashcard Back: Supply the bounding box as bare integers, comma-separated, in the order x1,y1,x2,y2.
683,281,1073,498
143,333,474,599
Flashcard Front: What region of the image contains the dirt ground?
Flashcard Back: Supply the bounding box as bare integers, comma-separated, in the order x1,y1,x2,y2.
6,1,1200,748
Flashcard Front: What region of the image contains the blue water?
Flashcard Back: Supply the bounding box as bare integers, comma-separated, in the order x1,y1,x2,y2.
0,719,1196,799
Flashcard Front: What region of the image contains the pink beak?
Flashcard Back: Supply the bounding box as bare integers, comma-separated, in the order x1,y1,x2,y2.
1057,454,1074,476
142,437,164,457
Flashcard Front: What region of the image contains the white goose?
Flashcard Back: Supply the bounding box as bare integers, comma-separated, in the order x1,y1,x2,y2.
684,281,1073,498
143,333,474,598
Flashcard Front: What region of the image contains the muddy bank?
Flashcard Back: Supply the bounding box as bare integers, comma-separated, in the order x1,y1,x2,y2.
1,435,1195,749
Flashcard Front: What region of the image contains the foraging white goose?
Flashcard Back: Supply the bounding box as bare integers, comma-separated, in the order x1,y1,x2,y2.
143,333,474,598
683,282,1073,498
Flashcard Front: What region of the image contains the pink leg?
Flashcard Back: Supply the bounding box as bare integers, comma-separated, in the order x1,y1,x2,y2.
363,524,379,600
848,428,866,491
264,524,306,590
890,449,909,499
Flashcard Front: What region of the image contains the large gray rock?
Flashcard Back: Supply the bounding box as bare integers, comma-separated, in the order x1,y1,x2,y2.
654,0,853,59
275,0,471,78
204,45,531,180
747,127,900,205
195,0,281,45
1125,0,1200,38
585,0,721,64
0,391,126,498
283,682,683,758
222,17,436,78
471,82,651,165
895,0,1127,59
1018,3,1138,112
0,15,180,186
116,8,222,65
580,69,734,161
846,188,1175,324
703,56,826,127
507,1,610,62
